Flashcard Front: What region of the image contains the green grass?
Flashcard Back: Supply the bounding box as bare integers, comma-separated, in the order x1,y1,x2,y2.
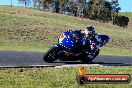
100,47,132,56
0,66,132,88
0,44,46,52
120,12,132,19
0,5,132,56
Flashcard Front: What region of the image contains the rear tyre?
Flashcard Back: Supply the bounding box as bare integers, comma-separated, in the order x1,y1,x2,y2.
43,47,58,63
80,54,93,64
93,49,100,58
81,49,100,64
81,57,93,64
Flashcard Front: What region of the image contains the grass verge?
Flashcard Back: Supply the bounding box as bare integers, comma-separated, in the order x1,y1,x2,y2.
0,66,132,88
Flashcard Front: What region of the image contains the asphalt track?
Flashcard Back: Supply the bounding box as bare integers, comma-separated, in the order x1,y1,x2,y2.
0,50,132,68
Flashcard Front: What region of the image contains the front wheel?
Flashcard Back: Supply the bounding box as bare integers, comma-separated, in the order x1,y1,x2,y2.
43,47,58,63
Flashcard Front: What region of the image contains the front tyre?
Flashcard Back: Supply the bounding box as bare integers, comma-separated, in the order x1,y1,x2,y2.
43,47,58,63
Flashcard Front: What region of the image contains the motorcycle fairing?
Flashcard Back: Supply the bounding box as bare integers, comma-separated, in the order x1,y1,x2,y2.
54,32,109,49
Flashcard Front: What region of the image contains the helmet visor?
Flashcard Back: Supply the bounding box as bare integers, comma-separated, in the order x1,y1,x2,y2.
85,33,92,39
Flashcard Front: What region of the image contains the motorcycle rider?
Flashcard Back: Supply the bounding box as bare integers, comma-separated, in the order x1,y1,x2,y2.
68,26,101,54
82,26,101,54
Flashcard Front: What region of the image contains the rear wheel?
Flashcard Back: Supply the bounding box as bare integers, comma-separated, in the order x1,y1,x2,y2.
81,49,100,63
93,49,100,58
80,54,93,64
81,57,93,64
43,47,58,63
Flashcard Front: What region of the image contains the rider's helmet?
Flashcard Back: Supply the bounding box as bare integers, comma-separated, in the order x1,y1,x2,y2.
84,26,95,39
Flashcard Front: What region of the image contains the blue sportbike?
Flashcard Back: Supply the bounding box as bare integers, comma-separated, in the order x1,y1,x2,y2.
43,30,109,63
